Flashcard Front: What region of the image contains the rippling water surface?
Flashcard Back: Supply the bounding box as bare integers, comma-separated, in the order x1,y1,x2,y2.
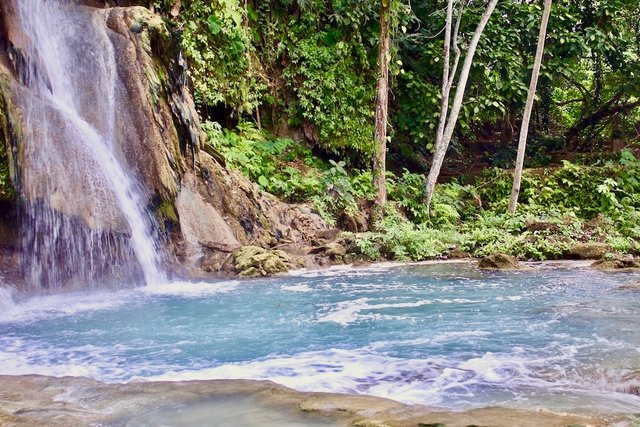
2,263,640,415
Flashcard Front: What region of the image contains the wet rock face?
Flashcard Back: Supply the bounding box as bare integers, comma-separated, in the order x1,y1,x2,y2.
1,3,190,231
104,6,189,200
175,172,240,257
478,253,521,270
0,2,327,284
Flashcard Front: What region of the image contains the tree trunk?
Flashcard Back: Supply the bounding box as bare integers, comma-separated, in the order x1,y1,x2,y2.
371,0,391,229
434,0,453,151
508,0,552,214
424,0,499,212
565,92,640,142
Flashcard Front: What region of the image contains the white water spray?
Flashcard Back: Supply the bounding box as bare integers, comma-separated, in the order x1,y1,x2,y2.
0,286,16,314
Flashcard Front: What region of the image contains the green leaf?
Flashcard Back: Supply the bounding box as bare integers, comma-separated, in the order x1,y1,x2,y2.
207,15,222,35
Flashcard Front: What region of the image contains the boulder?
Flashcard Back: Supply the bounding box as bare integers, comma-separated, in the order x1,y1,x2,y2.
324,242,347,257
314,228,340,242
447,248,471,259
310,241,347,258
233,245,292,277
591,257,640,271
478,253,521,270
568,243,610,259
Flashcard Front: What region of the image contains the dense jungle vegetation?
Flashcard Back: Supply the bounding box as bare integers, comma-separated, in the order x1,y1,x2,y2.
155,0,640,261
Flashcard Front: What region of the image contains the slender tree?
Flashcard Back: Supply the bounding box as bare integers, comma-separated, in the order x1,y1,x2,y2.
424,0,499,212
371,0,391,228
508,0,552,214
434,0,465,167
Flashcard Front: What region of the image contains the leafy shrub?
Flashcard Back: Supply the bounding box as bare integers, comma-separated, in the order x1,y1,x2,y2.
203,120,322,202
356,206,463,261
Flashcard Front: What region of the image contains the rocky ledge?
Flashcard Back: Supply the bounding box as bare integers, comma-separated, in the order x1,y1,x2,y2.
0,375,624,427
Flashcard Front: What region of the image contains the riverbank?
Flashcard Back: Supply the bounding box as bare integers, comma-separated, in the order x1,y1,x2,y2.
0,375,625,427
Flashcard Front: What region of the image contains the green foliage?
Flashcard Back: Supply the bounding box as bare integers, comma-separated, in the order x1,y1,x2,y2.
203,121,377,227
355,150,640,262
0,152,12,201
251,0,405,157
387,170,428,222
204,120,322,201
312,163,375,226
159,0,265,113
282,31,376,155
160,0,640,264
206,114,640,262
479,150,640,220
393,0,640,154
356,205,463,261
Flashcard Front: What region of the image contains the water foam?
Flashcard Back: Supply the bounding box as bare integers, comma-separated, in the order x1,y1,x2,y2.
140,345,635,411
281,284,313,293
317,298,434,325
0,289,131,324
142,280,240,297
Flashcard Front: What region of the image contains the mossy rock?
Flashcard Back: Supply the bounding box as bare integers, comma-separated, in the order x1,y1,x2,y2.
592,256,640,271
478,253,521,270
448,248,471,259
310,240,347,258
568,243,610,260
156,198,178,223
233,245,292,276
0,76,19,202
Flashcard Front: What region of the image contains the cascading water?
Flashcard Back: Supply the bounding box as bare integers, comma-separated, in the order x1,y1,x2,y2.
15,0,165,290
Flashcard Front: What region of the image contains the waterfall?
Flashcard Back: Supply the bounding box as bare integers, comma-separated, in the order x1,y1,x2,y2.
15,0,165,289
0,286,15,313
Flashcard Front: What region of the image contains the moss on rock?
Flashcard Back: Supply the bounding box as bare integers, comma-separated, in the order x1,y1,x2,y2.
234,245,292,276
592,256,640,271
0,75,18,202
478,253,521,270
568,243,610,260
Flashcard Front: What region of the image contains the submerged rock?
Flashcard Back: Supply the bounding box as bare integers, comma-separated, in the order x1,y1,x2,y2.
617,281,640,291
568,242,610,259
478,253,521,270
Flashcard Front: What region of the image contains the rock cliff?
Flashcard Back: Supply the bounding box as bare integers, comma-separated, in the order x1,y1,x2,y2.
0,2,326,289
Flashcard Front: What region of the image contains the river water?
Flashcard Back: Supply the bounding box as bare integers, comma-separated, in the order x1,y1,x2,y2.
1,263,640,416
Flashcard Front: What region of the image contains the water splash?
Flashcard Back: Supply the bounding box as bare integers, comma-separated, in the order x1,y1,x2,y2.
14,0,164,289
0,286,16,314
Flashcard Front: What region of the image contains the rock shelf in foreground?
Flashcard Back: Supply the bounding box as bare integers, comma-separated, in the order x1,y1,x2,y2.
0,374,623,427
